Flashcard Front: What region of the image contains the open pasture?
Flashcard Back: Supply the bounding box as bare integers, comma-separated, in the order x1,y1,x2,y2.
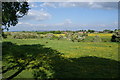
2,32,120,79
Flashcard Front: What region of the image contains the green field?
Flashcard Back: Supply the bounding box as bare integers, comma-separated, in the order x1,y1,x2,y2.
2,33,120,79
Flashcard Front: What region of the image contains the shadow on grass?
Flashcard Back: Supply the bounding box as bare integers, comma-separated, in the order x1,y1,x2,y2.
2,42,120,79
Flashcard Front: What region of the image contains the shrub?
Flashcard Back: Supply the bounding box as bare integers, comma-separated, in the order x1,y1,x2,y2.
13,33,39,39
2,32,7,38
65,32,87,42
111,31,120,42
87,30,95,33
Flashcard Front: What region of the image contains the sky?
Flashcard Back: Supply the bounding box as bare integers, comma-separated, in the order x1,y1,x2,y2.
9,2,118,31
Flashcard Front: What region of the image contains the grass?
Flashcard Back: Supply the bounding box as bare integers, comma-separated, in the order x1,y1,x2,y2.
85,33,113,42
2,33,120,79
3,38,118,61
15,70,33,78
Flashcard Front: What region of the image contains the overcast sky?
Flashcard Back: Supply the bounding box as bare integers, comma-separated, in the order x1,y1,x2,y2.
9,2,118,31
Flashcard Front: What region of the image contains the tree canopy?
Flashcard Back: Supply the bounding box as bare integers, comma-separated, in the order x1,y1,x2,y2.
2,2,29,30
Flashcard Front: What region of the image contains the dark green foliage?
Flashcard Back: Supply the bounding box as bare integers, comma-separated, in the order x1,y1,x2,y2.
103,29,113,33
2,2,29,30
111,32,120,42
49,31,62,34
87,30,95,33
37,31,62,34
2,32,7,38
76,30,86,32
37,32,48,34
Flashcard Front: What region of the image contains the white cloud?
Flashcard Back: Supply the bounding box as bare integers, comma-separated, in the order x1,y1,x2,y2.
90,3,103,8
40,2,57,8
20,9,52,21
39,2,118,10
29,2,38,8
89,2,118,9
64,19,72,24
27,0,119,2
17,22,34,26
59,2,76,7
9,18,118,31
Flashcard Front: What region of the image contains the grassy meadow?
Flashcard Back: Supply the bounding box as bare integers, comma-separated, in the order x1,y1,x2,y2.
2,32,120,79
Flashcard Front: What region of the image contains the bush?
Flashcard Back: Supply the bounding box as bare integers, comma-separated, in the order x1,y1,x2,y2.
13,33,39,39
36,31,62,34
2,32,7,38
65,32,87,42
87,30,95,33
111,32,120,42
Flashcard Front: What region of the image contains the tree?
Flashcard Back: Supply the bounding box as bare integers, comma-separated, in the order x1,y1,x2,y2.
103,29,113,33
1,1,29,38
2,2,29,30
87,29,95,33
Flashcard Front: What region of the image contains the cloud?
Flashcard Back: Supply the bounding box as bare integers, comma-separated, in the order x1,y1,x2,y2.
89,2,118,9
9,19,118,31
27,0,119,2
64,19,72,24
29,2,38,8
20,9,52,21
40,2,57,8
39,2,118,10
58,2,76,7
